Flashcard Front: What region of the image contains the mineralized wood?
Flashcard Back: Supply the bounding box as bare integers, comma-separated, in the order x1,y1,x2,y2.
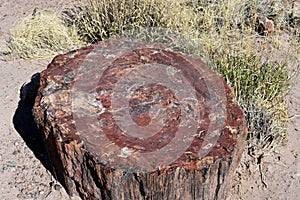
32,38,247,200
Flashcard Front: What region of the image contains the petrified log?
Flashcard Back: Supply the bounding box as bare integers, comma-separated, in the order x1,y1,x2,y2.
32,38,247,200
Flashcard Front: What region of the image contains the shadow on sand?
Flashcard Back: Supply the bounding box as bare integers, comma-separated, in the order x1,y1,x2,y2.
12,73,53,173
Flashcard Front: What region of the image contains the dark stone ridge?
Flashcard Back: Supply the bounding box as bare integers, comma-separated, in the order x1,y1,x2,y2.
32,38,248,199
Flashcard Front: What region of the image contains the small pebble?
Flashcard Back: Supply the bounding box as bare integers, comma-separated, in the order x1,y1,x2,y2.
53,184,61,191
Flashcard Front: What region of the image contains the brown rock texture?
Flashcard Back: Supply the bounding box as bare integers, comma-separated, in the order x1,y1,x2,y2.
255,14,275,35
32,38,248,200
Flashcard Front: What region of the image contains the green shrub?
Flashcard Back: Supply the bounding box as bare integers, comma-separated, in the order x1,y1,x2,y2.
215,55,291,147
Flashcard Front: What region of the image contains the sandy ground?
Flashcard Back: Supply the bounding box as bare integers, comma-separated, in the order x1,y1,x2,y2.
0,0,299,199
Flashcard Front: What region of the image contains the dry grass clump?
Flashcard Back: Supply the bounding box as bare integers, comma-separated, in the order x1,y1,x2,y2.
185,0,298,58
6,8,84,59
63,0,198,43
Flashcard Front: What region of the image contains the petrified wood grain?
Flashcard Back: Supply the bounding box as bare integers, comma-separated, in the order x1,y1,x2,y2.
32,38,247,200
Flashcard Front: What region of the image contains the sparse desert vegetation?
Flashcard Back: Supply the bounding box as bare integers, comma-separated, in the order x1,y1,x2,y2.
3,0,300,155
5,0,299,158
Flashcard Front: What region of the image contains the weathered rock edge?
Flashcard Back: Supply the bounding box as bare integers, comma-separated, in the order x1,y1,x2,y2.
32,38,248,200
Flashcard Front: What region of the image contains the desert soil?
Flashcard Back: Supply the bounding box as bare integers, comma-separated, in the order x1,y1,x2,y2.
0,0,299,199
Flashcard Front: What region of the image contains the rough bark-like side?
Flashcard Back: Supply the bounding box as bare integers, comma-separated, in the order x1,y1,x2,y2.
32,38,248,200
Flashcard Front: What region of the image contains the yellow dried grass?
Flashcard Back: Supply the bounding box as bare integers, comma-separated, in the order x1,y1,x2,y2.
6,8,84,59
